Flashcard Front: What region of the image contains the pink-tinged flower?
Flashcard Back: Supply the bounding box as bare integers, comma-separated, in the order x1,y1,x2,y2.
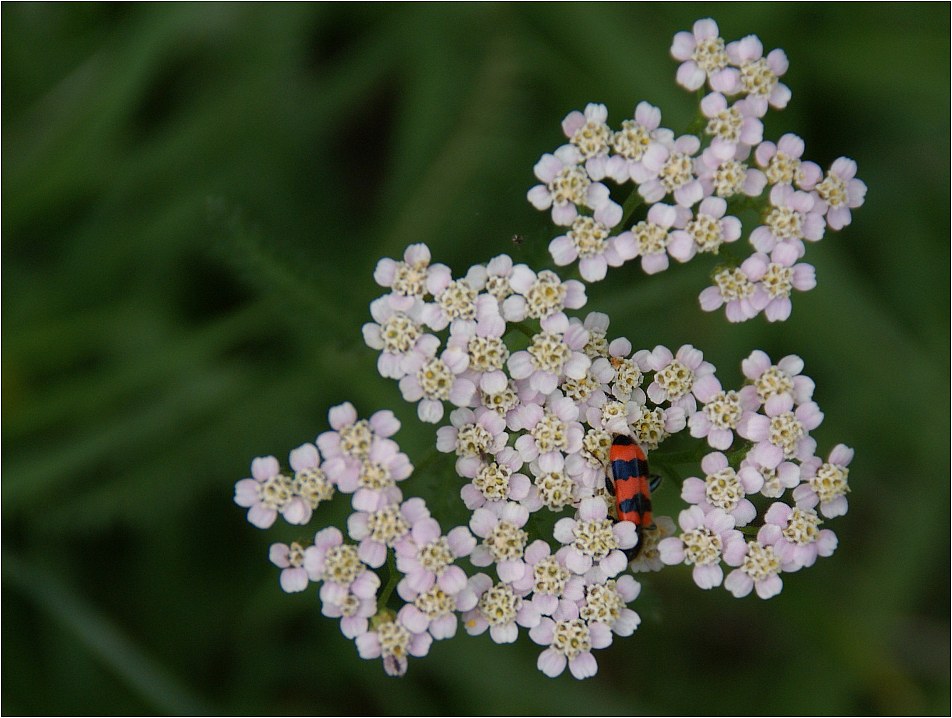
395,521,478,643
461,448,538,512
584,398,643,437
638,344,717,415
579,574,642,637
553,497,636,580
793,444,853,518
419,272,484,331
628,515,677,573
606,346,646,404
605,101,672,184
689,376,760,450
304,528,381,610
512,540,584,613
316,402,401,488
698,261,769,323
283,442,334,525
616,202,691,275
670,18,740,93
461,573,541,644
549,209,633,283
740,393,823,470
738,456,802,499
529,452,583,511
394,518,475,600
750,184,826,261
657,506,746,589
755,134,822,190
445,301,509,394
743,250,817,322
681,452,763,526
480,254,517,306
668,197,742,263
759,503,837,571
561,103,613,173
530,608,611,680
373,243,447,312
739,350,815,406
323,589,377,640
469,501,531,583
355,610,433,676
399,341,476,424
561,357,614,419
639,135,705,207
700,93,764,157
813,157,867,230
459,260,492,295
511,392,585,466
332,402,401,440
630,405,687,451
696,148,767,199
476,377,523,424
234,455,292,529
502,265,587,323
507,316,591,399
436,407,509,478
269,541,310,593
340,438,413,510
397,582,464,642
347,491,425,568
527,144,611,226
362,297,434,380
725,34,791,109
572,312,614,359
723,540,784,599
567,314,613,366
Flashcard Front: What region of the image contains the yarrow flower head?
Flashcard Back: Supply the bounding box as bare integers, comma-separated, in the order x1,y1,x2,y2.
680,451,763,526
398,340,476,424
658,506,746,589
814,157,867,230
531,607,609,679
670,18,737,94
553,497,637,580
793,444,853,518
394,517,475,600
724,539,784,599
527,146,615,227
374,243,444,311
234,456,292,529
356,610,433,677
755,133,822,190
269,541,310,593
461,573,541,644
232,17,860,682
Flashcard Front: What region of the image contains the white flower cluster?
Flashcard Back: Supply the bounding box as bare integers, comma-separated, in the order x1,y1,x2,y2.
660,350,852,598
232,18,859,681
237,402,480,677
528,17,867,322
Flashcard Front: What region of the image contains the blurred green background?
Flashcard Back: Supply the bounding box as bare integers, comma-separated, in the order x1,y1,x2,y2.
3,3,949,715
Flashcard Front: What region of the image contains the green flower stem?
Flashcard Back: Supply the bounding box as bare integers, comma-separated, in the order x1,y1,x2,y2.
725,441,754,469
377,550,401,612
652,440,753,471
617,185,645,230
507,320,537,340
738,524,761,537
711,243,747,267
686,93,708,136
